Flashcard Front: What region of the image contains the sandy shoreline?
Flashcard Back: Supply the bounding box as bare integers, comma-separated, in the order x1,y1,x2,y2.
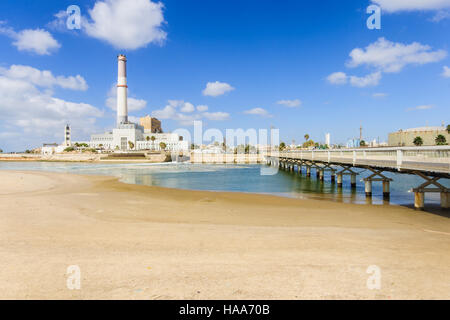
0,170,449,299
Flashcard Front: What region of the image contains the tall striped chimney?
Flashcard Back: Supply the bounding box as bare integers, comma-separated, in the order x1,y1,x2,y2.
117,54,128,126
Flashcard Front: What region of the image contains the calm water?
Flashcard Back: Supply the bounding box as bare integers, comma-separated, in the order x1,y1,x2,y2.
0,161,447,206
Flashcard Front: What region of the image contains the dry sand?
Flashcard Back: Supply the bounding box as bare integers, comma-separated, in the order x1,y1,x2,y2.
0,170,449,300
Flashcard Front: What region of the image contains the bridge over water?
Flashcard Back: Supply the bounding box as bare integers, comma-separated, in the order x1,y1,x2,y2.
266,146,450,209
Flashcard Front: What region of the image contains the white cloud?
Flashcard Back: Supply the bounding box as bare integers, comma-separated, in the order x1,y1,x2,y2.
244,108,272,117
152,100,229,125
327,72,348,85
349,72,382,87
327,71,381,87
180,102,195,113
372,92,388,98
0,65,87,91
407,105,434,111
202,112,230,121
328,38,447,88
347,38,447,73
0,67,103,150
83,0,166,50
47,10,69,32
152,104,176,119
0,24,60,55
105,85,147,111
431,10,450,21
277,99,301,108
196,105,208,112
442,66,450,78
202,81,235,97
371,0,450,12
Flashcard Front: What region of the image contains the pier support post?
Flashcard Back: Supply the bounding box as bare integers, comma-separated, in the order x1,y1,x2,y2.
290,164,294,172
331,172,336,183
336,165,358,188
414,192,425,210
306,166,311,177
337,173,343,187
351,174,357,188
441,192,449,209
298,164,302,175
316,168,320,178
364,180,372,197
363,167,393,200
411,172,450,210
382,181,390,199
319,169,324,181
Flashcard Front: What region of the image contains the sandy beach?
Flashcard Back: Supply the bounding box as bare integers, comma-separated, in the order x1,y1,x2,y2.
0,170,449,300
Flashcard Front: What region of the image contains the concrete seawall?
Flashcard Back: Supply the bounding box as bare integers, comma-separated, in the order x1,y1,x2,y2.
189,153,266,164
0,152,169,163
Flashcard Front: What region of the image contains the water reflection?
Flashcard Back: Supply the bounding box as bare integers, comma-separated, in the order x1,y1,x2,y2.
0,161,446,206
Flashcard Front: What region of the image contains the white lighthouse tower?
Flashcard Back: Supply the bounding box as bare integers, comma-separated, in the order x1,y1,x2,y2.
117,54,128,126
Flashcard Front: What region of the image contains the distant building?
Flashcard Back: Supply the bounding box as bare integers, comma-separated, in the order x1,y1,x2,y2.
369,139,388,148
64,124,71,147
325,133,330,147
346,139,360,148
139,115,162,133
42,143,65,155
388,126,449,146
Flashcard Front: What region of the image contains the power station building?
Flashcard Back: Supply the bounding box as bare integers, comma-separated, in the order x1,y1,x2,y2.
86,55,187,152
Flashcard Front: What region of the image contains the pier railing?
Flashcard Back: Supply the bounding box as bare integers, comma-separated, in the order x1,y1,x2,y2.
272,146,450,174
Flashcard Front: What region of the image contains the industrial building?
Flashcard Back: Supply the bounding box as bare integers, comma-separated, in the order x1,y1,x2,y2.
388,126,449,146
74,54,188,152
139,115,162,133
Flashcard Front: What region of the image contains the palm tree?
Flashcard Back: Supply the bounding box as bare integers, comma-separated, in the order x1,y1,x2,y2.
435,134,447,145
304,134,309,141
447,124,450,134
279,142,286,151
159,142,167,150
413,136,423,146
146,136,150,141
360,140,367,147
303,140,315,148
128,141,135,150
151,136,156,150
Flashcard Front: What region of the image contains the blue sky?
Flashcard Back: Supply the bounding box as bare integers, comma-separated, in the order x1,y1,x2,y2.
0,0,449,151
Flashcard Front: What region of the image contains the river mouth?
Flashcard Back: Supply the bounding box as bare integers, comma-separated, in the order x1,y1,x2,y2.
0,161,447,207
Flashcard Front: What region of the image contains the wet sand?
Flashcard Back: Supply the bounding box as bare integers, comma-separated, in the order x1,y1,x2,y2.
0,170,449,299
